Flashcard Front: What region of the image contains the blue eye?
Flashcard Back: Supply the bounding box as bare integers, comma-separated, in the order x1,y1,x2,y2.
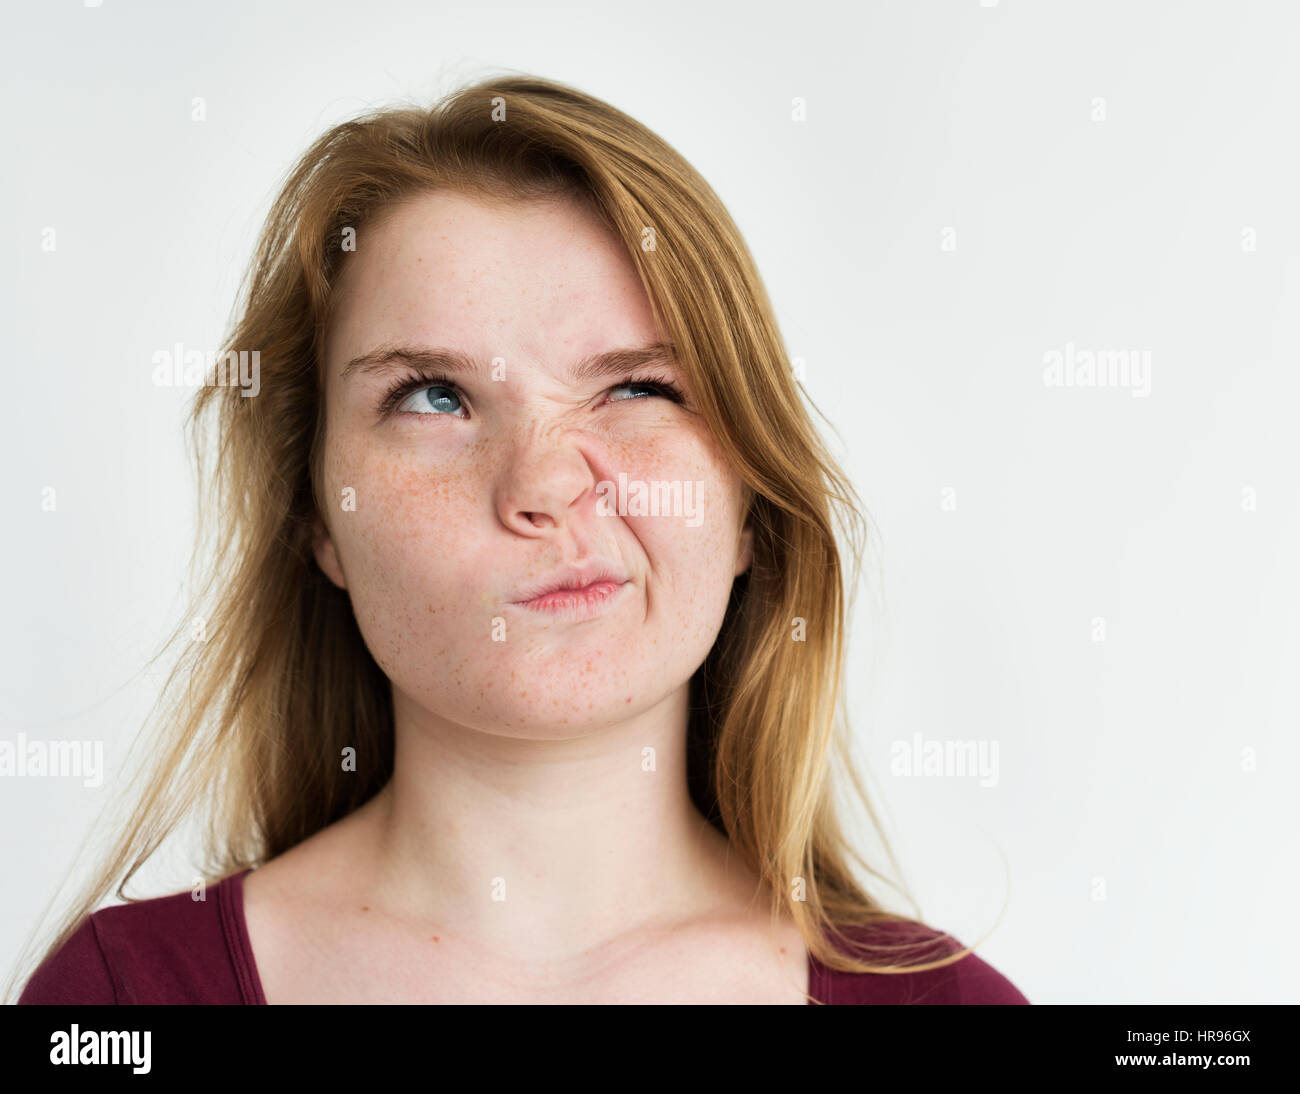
608,379,684,404
397,383,464,415
378,370,469,418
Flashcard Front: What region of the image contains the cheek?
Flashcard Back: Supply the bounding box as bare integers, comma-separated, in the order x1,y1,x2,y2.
323,439,493,668
610,429,744,629
612,423,742,546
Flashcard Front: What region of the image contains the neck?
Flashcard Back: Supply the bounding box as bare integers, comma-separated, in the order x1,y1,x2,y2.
346,682,768,964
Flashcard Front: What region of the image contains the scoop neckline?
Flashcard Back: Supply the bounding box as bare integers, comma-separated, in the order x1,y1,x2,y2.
227,866,822,1004
223,867,268,1004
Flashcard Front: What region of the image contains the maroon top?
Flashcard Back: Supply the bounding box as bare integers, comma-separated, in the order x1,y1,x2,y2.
17,868,1029,1004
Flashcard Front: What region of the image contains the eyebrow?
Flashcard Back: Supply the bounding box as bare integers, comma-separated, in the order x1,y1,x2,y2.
340,341,678,385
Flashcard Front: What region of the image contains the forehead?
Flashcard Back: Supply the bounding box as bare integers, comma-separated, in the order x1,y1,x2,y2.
324,189,661,375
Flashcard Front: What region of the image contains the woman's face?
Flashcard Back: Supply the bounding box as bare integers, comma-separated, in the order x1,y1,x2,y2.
314,189,753,739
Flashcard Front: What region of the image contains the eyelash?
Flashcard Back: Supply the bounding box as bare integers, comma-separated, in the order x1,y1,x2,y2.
377,372,686,417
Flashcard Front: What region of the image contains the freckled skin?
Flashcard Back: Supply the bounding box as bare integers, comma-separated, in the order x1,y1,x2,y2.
312,191,753,741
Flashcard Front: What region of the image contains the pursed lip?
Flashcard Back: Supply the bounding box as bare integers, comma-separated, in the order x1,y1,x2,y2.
510,562,630,605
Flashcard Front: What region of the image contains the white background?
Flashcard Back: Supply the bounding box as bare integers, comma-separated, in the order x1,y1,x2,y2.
3,0,1297,1004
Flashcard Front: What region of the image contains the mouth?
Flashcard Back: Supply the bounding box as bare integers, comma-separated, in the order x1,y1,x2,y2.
510,564,631,619
514,579,628,615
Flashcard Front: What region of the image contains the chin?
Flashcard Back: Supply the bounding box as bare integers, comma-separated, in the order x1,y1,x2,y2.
420,683,666,741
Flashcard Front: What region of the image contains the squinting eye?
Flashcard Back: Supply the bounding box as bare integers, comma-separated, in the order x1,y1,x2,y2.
607,380,682,403
399,385,464,415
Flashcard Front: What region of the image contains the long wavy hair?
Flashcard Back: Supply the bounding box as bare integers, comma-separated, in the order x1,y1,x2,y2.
7,72,999,1003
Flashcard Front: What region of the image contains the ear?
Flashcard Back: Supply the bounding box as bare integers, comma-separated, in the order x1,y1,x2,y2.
734,522,754,577
312,511,348,589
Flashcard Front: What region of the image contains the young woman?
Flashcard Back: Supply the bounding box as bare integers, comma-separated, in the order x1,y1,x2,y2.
11,73,1027,1005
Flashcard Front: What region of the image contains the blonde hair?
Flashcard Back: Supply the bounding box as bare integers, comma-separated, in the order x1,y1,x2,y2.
7,72,999,1003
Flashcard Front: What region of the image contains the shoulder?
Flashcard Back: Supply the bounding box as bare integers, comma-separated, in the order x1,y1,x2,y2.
18,872,250,1005
812,919,1029,1005
17,914,116,1004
